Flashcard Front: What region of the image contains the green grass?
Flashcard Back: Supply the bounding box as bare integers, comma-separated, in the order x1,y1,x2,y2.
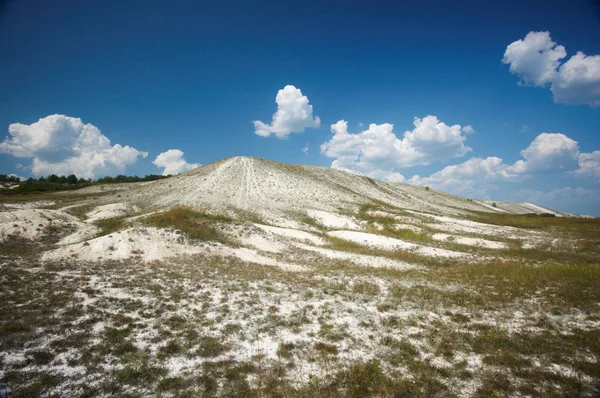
2,194,600,397
196,336,227,357
352,281,381,295
355,202,434,243
314,341,339,355
142,206,234,244
95,216,127,236
454,261,600,310
376,226,433,242
325,235,451,268
277,342,295,359
469,211,600,232
0,190,111,204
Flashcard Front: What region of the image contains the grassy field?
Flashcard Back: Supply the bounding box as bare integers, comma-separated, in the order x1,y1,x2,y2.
1,196,599,397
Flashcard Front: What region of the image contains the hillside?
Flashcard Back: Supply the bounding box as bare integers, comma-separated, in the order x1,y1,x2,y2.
1,156,599,397
126,156,571,216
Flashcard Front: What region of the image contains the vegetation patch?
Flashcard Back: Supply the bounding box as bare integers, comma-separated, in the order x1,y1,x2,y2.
142,206,234,244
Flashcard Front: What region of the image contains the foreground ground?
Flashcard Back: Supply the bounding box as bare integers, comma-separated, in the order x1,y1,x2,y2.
1,163,599,397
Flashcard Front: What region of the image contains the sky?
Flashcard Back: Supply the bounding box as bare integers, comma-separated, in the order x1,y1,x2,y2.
1,0,599,215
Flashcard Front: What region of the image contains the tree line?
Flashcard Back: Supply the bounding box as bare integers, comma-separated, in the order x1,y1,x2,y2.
0,173,168,195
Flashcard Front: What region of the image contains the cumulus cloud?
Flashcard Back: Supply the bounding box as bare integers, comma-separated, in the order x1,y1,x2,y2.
408,157,522,197
320,116,472,176
503,31,600,107
552,52,600,107
302,144,309,154
0,115,147,179
462,125,476,134
510,133,580,174
502,31,566,86
402,132,598,199
253,85,321,138
153,149,199,175
575,151,600,183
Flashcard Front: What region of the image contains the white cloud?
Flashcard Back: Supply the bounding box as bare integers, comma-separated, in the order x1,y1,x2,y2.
575,150,600,183
510,133,580,173
302,144,309,154
552,52,600,107
408,157,522,198
253,85,320,138
366,169,406,183
0,114,147,179
502,31,566,86
320,116,472,176
153,149,199,175
395,133,598,200
503,31,600,107
334,163,407,184
462,125,476,134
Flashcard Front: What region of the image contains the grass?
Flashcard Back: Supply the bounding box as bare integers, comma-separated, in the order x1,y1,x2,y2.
2,192,600,397
277,342,295,359
196,336,228,357
352,281,381,295
142,206,234,244
469,211,600,232
443,261,600,310
95,215,127,236
325,235,451,268
2,252,598,397
356,202,434,243
0,190,111,204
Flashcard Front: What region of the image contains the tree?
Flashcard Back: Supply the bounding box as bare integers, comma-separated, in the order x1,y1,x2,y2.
48,174,59,183
66,174,78,184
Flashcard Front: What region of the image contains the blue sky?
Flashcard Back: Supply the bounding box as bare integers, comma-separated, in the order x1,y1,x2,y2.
1,0,599,215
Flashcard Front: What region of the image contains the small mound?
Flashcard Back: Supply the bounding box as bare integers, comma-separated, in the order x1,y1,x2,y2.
0,209,79,242
42,227,205,262
85,203,140,222
432,233,507,249
328,230,415,251
42,225,307,272
306,210,362,230
294,243,421,271
327,230,469,259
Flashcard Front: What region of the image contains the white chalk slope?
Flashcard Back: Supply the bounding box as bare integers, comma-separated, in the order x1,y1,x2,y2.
129,156,572,217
